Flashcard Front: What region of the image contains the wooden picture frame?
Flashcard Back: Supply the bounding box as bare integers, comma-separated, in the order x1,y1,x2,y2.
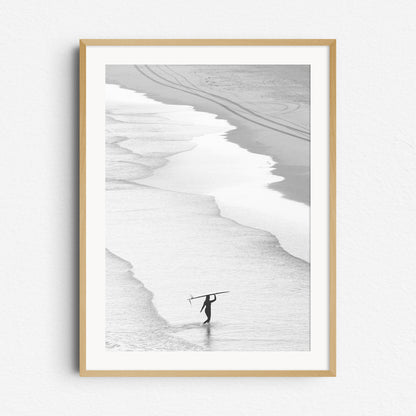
80,39,336,376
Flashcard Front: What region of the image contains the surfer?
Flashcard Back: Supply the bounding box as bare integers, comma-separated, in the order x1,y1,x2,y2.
200,294,216,324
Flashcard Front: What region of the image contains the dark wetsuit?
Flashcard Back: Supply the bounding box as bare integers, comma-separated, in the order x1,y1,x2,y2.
201,295,216,324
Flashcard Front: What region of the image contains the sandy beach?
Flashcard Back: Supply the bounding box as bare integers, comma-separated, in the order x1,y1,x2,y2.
105,68,310,351
107,65,310,205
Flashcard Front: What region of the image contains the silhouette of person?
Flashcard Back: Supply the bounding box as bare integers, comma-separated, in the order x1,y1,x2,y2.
200,294,216,324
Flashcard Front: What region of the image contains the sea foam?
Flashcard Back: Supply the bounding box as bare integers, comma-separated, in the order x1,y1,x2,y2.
105,84,310,351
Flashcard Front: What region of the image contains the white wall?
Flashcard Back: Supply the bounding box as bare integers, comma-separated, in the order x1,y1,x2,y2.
1,0,415,414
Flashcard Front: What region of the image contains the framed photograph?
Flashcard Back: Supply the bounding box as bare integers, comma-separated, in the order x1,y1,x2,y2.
79,39,336,376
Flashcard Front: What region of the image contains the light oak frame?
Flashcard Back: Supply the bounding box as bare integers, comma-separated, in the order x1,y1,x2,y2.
79,39,336,377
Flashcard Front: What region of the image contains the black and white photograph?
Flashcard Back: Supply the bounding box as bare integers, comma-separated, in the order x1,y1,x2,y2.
81,41,334,374
105,64,311,352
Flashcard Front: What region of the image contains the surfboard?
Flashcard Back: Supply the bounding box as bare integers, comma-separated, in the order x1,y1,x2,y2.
187,291,229,304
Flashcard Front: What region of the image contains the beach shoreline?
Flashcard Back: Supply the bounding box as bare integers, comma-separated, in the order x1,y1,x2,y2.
106,249,204,351
106,65,310,205
105,83,310,351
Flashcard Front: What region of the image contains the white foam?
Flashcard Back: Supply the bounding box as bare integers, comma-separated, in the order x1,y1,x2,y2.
141,131,309,262
107,84,309,261
105,84,310,350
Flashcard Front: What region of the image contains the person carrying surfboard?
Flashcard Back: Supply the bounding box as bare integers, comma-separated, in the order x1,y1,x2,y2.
200,294,216,324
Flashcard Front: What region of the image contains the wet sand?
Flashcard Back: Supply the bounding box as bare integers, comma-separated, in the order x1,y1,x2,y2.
105,84,310,351
106,65,310,205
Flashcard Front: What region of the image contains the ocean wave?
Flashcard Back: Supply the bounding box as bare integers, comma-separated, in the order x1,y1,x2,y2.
105,83,310,351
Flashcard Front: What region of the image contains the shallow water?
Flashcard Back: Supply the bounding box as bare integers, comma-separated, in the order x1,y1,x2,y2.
105,84,310,351
139,128,309,262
